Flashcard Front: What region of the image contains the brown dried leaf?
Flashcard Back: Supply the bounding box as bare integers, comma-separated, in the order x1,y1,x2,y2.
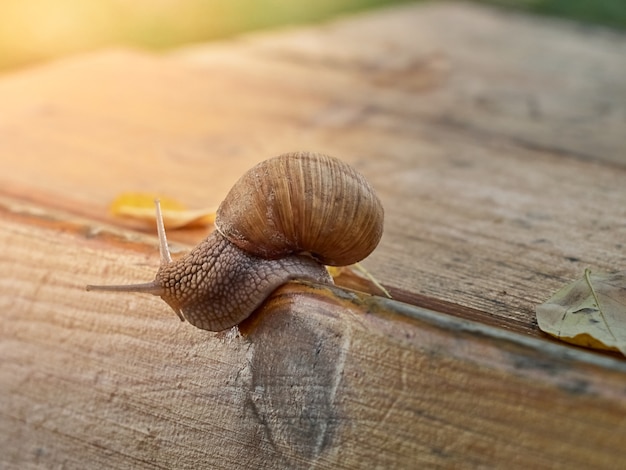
536,269,626,356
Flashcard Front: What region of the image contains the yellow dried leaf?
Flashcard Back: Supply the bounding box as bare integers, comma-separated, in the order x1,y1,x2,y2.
109,192,215,229
536,269,626,356
327,263,391,298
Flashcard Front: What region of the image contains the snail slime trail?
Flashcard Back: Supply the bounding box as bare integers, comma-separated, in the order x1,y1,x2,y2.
87,152,384,331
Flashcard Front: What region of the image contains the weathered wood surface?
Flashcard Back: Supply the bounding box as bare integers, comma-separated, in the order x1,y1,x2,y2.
1,2,624,335
2,199,626,469
1,1,626,468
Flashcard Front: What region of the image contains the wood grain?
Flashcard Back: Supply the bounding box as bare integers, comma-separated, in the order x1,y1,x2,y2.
1,198,625,469
0,3,624,338
1,1,626,468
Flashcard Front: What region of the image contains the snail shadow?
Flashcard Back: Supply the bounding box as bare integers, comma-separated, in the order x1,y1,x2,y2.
240,288,350,465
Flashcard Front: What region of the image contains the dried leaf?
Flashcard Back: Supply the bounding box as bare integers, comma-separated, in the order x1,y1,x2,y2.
109,192,215,229
536,269,626,356
327,263,392,298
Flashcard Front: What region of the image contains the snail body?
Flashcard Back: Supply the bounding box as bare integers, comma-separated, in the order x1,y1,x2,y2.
87,152,384,331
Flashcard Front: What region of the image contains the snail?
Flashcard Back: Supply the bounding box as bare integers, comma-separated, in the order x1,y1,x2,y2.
87,151,384,331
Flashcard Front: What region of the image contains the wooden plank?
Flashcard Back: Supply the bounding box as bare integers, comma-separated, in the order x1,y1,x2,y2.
0,3,624,337
1,197,626,469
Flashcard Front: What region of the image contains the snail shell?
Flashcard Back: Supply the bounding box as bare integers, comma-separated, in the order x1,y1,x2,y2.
87,152,384,331
216,152,384,266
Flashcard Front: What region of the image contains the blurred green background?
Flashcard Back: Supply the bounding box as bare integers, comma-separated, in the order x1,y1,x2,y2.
1,0,624,72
